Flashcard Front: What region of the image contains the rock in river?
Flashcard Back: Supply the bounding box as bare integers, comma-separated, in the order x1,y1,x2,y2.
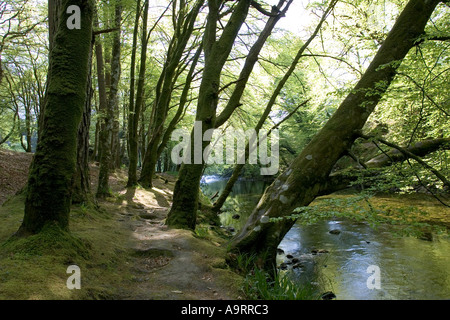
321,291,336,300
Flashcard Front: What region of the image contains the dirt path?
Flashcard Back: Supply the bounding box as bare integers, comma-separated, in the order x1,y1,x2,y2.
106,173,242,300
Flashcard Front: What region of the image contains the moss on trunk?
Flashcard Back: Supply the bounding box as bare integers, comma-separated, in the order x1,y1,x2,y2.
19,0,94,235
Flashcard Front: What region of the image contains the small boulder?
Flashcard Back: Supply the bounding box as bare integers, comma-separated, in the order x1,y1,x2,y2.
329,229,341,235
321,291,336,300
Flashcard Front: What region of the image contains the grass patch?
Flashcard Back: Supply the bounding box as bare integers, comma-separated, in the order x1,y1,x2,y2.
193,225,210,239
0,195,133,300
235,253,320,300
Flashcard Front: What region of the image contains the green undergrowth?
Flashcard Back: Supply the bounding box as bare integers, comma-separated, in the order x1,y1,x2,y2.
235,253,320,300
0,194,133,300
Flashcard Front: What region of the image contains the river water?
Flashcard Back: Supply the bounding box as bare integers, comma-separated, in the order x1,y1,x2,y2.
200,175,450,300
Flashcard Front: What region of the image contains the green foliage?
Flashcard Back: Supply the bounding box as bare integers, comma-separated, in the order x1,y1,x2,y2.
243,268,320,300
235,253,319,300
193,226,210,239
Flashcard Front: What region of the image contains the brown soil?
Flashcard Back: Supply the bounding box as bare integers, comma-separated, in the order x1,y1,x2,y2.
0,149,33,205
98,170,242,300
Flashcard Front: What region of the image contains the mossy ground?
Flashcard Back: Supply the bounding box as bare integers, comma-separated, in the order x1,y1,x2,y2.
0,193,132,299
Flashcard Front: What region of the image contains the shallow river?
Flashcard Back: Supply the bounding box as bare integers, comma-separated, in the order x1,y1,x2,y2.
200,175,450,300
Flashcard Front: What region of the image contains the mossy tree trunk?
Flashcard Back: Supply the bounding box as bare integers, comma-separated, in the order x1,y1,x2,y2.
18,0,94,235
110,2,122,172
94,15,110,198
166,0,252,229
72,40,94,204
227,0,442,271
38,0,62,142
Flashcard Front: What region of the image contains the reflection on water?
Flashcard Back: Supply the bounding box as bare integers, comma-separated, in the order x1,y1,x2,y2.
200,175,270,198
200,175,450,300
279,220,450,300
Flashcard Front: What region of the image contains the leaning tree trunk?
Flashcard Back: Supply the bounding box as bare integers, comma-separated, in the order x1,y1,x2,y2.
18,0,94,235
365,137,450,168
227,0,442,271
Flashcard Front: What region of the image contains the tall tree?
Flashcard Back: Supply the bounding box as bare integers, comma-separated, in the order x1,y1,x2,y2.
18,0,94,235
96,1,122,198
127,0,148,187
138,0,204,188
166,0,253,229
226,0,444,271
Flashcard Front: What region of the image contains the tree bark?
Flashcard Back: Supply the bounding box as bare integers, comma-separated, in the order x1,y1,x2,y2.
18,0,94,235
94,15,111,198
166,0,252,230
227,0,442,271
72,40,94,204
154,43,203,173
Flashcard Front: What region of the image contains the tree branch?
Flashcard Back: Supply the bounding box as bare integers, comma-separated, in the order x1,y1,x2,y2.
93,27,119,36
250,1,281,17
359,133,450,188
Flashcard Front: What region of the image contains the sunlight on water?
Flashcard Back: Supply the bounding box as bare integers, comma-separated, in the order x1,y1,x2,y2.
201,175,450,300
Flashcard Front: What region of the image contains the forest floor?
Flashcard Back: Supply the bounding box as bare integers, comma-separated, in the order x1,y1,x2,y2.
0,149,242,300
98,169,243,300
